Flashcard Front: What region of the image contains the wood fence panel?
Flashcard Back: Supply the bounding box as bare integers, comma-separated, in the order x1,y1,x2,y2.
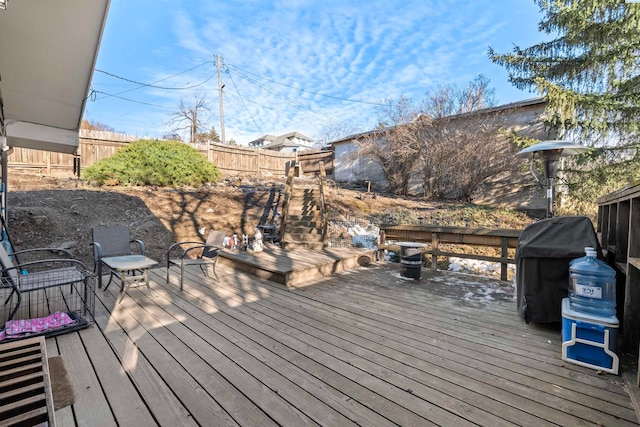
258,149,296,176
7,136,329,179
297,149,333,176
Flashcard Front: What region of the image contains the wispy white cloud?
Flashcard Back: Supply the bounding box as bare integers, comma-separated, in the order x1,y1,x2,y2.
89,0,545,144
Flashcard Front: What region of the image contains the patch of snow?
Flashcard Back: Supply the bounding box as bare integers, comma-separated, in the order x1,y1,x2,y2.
447,256,516,279
390,271,418,281
449,262,462,272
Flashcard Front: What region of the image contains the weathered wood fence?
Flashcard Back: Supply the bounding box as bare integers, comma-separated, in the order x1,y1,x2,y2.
6,131,334,178
378,224,522,281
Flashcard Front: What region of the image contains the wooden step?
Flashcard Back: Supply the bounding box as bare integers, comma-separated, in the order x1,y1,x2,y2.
218,246,377,288
287,202,321,209
286,214,323,222
291,188,318,196
282,232,324,242
286,208,321,216
285,226,323,235
285,223,323,232
281,240,327,251
288,199,322,206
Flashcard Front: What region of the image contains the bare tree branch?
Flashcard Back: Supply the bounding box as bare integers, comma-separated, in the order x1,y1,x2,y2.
357,75,517,200
166,92,211,144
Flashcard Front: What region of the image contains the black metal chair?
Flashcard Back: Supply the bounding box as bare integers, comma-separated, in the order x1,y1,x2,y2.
91,226,145,290
166,230,226,291
0,243,95,333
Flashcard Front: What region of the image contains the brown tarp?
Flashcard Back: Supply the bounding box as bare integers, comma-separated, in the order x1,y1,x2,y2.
515,216,601,323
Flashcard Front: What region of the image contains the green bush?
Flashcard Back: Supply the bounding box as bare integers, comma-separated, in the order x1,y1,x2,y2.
82,139,221,187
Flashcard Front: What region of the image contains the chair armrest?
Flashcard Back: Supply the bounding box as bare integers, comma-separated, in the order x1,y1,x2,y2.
89,242,104,273
166,241,206,261
131,239,145,254
3,258,90,275
182,245,219,258
11,247,74,259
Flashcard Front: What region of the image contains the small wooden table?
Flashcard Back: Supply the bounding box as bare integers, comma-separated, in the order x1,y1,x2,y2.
100,255,158,301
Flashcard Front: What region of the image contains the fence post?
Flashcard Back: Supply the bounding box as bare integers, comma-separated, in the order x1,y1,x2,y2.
501,236,509,281
431,232,439,270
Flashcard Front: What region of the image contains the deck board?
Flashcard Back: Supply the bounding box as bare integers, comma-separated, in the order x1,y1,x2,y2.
114,289,317,427
218,245,376,287
76,304,159,427
38,260,640,426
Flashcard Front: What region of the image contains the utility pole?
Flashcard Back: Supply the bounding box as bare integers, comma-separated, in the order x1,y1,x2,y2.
217,54,226,146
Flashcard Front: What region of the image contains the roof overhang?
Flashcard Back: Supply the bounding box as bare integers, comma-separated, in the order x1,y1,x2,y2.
0,0,111,154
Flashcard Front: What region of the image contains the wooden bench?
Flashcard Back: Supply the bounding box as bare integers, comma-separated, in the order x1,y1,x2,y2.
0,336,56,426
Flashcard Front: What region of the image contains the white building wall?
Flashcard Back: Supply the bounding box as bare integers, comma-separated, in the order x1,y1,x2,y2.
334,141,386,188
332,99,555,196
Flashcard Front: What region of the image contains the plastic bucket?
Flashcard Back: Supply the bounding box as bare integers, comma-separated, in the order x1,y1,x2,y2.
398,243,424,280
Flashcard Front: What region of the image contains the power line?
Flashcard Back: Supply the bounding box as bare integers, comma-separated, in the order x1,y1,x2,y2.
90,90,174,109
228,67,338,122
227,71,263,135
95,68,215,90
94,60,214,101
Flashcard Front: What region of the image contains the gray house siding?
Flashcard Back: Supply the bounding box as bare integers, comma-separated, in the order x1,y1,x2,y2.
331,98,556,198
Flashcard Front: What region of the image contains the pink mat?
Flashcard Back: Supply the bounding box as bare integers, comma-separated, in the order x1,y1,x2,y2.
0,311,77,341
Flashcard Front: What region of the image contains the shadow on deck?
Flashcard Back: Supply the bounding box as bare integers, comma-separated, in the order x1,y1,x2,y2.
15,260,640,426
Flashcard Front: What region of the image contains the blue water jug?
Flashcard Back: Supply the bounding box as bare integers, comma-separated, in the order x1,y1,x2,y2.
569,247,617,317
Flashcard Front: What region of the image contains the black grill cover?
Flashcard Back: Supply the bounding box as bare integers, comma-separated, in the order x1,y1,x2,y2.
515,216,601,323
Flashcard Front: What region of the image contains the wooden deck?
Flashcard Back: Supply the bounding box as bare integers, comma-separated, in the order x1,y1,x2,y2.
218,245,377,288
40,261,639,426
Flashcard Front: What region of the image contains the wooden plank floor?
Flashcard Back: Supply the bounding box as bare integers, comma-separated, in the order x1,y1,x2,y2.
42,262,639,426
218,245,377,287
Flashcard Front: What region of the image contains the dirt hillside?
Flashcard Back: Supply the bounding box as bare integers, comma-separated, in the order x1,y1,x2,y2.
4,170,534,271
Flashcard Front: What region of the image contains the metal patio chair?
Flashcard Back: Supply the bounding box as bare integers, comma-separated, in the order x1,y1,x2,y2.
166,230,226,291
91,226,158,301
0,243,95,333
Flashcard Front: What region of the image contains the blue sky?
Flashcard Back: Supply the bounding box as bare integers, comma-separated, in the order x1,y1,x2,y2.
87,0,546,145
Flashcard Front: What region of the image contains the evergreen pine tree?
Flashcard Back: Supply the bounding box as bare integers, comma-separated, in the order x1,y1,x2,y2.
489,0,640,212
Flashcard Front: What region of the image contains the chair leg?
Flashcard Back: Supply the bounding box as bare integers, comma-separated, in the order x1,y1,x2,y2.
212,261,218,280
83,277,89,317
199,264,209,278
97,261,103,288
104,271,116,291
199,261,219,280
143,269,153,297
7,291,22,321
116,270,127,302
4,289,16,306
180,261,184,291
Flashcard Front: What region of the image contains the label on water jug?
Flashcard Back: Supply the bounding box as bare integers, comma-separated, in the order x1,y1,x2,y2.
575,284,602,299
